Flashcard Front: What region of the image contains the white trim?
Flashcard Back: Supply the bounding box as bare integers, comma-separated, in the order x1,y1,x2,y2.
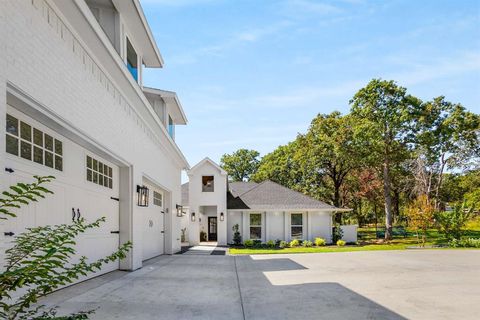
188,157,227,176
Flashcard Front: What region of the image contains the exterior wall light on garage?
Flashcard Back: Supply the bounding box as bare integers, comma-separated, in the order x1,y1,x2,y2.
220,212,224,221
191,212,195,222
137,185,149,207
176,204,183,217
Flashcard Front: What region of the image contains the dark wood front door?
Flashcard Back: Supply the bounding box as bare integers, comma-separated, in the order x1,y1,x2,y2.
208,217,217,241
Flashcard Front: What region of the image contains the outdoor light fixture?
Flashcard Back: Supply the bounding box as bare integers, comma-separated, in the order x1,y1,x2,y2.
191,212,195,222
176,204,183,217
220,212,224,221
137,185,149,207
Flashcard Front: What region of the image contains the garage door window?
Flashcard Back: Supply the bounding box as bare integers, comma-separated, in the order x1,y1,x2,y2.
86,155,112,189
153,191,163,207
5,114,63,171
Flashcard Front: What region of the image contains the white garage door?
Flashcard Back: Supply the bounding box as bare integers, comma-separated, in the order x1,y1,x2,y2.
142,182,165,260
1,107,120,279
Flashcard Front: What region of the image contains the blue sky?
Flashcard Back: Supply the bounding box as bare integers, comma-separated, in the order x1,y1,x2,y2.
141,0,480,166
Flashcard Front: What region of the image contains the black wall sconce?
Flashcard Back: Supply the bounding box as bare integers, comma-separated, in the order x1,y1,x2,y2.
220,212,224,221
176,204,183,217
191,212,195,222
137,185,149,207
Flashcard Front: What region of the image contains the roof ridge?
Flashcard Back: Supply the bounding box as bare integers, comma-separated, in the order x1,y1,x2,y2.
257,180,336,208
236,180,267,197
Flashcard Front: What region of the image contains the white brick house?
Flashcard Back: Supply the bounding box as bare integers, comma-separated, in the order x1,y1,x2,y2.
0,0,189,278
180,158,357,246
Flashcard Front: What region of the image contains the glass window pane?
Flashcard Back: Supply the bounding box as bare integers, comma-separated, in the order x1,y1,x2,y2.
93,172,98,183
6,135,18,155
55,156,63,171
6,114,18,136
103,176,109,187
98,162,103,173
291,213,303,226
20,122,32,141
93,159,98,171
45,134,54,151
250,213,261,226
54,139,62,156
99,174,104,185
45,151,54,168
250,227,261,240
108,167,112,177
291,226,303,240
20,141,32,160
33,128,43,146
87,156,92,169
87,169,92,182
34,146,43,164
108,178,112,189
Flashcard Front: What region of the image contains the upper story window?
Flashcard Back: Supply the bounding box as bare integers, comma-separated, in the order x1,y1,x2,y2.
168,115,175,139
202,176,214,192
5,114,63,171
126,37,138,81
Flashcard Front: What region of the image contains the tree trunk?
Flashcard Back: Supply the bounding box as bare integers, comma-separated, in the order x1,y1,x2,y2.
434,153,446,210
333,180,342,224
383,160,393,240
392,189,400,224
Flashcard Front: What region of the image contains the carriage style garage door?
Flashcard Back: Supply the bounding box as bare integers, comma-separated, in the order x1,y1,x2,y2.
142,182,165,261
1,107,120,279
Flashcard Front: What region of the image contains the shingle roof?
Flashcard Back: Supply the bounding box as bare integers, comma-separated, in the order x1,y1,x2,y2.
227,180,338,210
181,182,189,206
228,181,258,197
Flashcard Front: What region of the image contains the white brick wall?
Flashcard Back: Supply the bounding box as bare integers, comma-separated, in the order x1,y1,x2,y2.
1,0,187,267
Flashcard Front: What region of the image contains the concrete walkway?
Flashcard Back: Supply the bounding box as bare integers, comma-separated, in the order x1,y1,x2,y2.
40,250,480,320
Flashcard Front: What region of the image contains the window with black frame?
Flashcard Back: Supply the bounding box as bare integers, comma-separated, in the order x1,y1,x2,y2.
291,213,303,239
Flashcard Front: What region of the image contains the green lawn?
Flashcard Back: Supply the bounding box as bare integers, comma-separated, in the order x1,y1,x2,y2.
229,223,480,255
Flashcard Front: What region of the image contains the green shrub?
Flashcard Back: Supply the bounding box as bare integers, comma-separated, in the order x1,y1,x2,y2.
232,224,242,245
289,239,300,247
435,203,473,241
275,239,282,247
279,240,289,248
266,240,276,248
314,237,326,246
449,238,480,248
332,224,344,243
253,240,262,248
336,240,346,246
244,239,254,247
302,240,313,247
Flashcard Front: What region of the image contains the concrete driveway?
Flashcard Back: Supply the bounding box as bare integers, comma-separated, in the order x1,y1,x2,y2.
41,250,480,320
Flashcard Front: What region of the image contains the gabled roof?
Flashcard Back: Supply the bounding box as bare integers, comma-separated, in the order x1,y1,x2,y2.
143,87,187,125
112,0,164,67
227,180,346,211
188,157,227,176
228,181,258,197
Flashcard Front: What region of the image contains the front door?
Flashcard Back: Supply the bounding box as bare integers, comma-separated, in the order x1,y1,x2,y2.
208,217,217,241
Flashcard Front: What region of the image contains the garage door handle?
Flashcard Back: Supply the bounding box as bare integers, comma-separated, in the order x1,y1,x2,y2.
161,231,165,233
4,232,15,236
110,231,120,234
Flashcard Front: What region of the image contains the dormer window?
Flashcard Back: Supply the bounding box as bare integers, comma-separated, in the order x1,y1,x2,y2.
168,115,174,139
126,37,138,81
202,176,214,192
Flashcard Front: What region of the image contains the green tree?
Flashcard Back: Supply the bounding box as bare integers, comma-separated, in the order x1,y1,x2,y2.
0,177,131,319
220,149,260,181
350,79,421,239
253,141,303,189
415,97,480,208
